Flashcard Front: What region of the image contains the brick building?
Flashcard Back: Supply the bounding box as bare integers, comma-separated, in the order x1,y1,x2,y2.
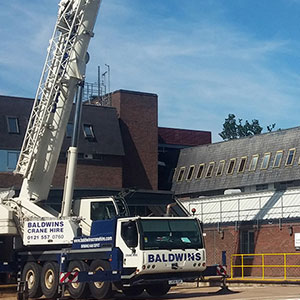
0,90,211,194
172,128,300,278
158,127,211,190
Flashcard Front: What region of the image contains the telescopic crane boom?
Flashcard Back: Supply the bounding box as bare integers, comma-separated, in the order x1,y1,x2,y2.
15,0,101,211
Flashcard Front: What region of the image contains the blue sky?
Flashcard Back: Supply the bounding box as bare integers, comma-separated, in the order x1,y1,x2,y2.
1,0,300,142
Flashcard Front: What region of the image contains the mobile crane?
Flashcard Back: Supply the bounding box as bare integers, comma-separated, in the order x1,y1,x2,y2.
0,1,206,299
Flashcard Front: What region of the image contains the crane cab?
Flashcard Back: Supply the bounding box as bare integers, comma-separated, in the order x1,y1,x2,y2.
72,196,129,235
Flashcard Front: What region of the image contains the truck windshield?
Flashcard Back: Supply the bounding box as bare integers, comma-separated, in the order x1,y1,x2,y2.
139,219,203,250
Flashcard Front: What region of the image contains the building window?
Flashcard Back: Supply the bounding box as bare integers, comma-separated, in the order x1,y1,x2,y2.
286,148,296,166
227,158,236,175
7,116,19,134
172,168,177,182
216,160,225,176
249,154,259,171
66,123,73,138
273,150,283,168
83,124,95,138
7,152,19,171
238,156,247,173
241,230,255,254
205,162,215,178
186,165,195,181
195,164,205,179
177,167,185,182
261,152,271,170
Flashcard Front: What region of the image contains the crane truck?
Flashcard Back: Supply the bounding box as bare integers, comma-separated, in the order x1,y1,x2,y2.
0,0,206,299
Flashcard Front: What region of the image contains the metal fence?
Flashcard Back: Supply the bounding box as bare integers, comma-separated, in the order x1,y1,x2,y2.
229,253,300,281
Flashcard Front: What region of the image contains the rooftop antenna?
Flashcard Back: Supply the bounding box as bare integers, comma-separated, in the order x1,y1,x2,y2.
105,64,110,95
97,65,101,98
102,71,107,95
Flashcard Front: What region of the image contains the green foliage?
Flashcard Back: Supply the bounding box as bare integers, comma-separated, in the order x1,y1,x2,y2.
219,114,263,141
266,123,276,132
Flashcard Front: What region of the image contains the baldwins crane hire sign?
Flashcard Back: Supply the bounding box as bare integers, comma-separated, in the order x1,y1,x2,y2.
23,220,78,245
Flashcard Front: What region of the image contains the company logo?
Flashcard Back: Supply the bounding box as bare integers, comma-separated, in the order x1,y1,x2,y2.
26,221,65,234
27,221,64,228
148,252,201,263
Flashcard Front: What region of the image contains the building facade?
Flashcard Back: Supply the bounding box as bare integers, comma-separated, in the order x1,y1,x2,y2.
0,91,211,193
172,128,300,279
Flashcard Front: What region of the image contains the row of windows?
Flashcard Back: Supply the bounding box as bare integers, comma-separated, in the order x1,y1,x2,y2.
5,116,96,140
174,148,297,182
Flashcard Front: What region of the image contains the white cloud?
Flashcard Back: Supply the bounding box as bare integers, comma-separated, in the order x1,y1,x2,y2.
1,0,300,140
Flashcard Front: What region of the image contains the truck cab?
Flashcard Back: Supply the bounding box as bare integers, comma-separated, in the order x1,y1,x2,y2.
72,196,206,291
115,216,206,279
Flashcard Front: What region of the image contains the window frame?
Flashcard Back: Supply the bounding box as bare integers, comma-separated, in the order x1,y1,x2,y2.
249,154,259,172
260,152,271,170
273,150,283,168
6,116,20,134
285,148,296,167
216,160,225,176
177,167,186,182
195,163,205,180
172,168,177,182
83,123,95,139
238,156,247,173
240,230,255,255
7,151,19,171
205,162,215,178
66,122,73,138
186,165,195,181
227,158,237,175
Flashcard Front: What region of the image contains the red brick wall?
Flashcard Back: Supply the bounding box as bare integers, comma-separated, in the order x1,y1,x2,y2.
53,157,123,188
0,173,22,188
112,90,158,190
0,156,123,190
158,127,211,146
204,223,300,278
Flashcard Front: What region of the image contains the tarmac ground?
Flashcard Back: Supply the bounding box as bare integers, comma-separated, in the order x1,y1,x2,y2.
1,283,300,300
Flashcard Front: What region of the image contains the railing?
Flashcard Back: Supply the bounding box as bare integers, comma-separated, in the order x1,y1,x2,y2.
229,253,300,281
186,189,300,224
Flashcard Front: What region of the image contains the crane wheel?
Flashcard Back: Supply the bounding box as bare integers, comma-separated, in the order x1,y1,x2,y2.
22,262,43,298
145,283,171,296
41,261,59,299
68,260,89,299
88,259,112,299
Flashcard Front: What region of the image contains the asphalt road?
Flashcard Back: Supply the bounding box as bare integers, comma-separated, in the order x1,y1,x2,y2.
1,284,300,300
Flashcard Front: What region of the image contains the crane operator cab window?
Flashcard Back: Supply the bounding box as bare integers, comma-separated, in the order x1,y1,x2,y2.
91,201,117,221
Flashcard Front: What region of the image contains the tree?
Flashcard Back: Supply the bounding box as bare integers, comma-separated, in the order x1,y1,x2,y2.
219,114,263,141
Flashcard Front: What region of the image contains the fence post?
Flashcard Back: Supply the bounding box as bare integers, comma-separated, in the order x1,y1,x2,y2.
284,253,287,280
262,254,264,280
230,255,233,279
242,254,244,279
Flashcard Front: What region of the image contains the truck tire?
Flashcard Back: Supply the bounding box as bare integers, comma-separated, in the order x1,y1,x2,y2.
68,260,89,299
122,286,144,296
145,283,171,297
22,262,42,298
41,261,59,299
88,259,112,299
